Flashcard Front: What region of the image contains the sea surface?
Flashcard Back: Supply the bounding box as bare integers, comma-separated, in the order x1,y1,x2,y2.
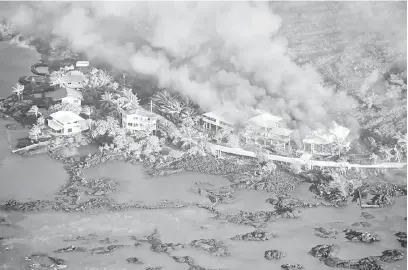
0,42,406,270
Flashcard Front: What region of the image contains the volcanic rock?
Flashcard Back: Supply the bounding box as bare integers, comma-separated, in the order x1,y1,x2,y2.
344,229,380,243
231,230,276,241
190,239,230,257
281,264,304,270
54,245,87,253
126,257,143,264
264,250,285,260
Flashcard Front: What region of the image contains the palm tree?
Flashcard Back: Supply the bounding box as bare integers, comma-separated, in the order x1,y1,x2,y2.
100,92,115,111
29,125,42,141
152,89,185,122
36,116,45,127
121,88,140,110
81,106,93,119
379,145,394,162
49,70,67,87
28,105,41,117
394,132,407,153
393,145,403,162
12,83,24,101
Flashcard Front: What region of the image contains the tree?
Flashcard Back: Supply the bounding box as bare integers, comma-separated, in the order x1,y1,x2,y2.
28,105,41,117
142,135,162,157
152,89,186,123
100,92,116,111
48,103,82,115
36,116,45,128
29,125,42,141
81,105,94,119
49,69,67,87
393,145,403,162
394,132,407,154
12,83,24,101
379,145,394,162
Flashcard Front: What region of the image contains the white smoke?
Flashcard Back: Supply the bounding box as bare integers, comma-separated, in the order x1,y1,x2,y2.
4,1,398,134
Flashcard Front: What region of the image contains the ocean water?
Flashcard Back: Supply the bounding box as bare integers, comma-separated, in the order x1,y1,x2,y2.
0,42,406,270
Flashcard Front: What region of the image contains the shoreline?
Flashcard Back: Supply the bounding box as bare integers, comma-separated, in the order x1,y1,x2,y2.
0,37,406,270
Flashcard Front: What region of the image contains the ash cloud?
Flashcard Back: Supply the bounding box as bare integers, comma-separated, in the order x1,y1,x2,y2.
0,1,366,133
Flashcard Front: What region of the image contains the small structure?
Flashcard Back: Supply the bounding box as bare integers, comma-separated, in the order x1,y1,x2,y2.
122,108,157,133
47,111,85,135
246,112,294,149
201,109,243,132
45,87,83,105
63,70,87,89
302,122,351,155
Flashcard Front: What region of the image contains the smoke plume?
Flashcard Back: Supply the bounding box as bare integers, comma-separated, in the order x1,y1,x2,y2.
2,1,399,134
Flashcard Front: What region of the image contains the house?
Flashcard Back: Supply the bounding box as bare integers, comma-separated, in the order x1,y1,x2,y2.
45,87,83,105
302,122,351,154
122,108,157,133
47,111,85,135
201,108,245,132
245,112,294,149
63,70,87,89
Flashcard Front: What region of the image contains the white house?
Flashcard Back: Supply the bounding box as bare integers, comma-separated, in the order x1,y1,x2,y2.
63,70,87,89
246,112,294,149
46,87,83,105
122,108,157,133
302,121,351,154
201,108,245,131
47,111,85,135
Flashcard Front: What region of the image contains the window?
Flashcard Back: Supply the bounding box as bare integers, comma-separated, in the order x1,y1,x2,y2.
67,128,72,133
128,123,133,127
73,99,79,103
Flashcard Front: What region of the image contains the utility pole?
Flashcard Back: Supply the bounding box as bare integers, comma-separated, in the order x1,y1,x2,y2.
150,99,153,113
123,73,126,87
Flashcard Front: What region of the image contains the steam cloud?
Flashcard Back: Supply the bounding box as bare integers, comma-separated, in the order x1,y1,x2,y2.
3,1,402,135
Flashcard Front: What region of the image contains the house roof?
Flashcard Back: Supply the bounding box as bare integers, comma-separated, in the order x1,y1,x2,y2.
50,111,84,124
247,112,283,128
269,127,294,137
302,129,335,145
46,87,83,100
63,71,87,84
203,108,247,125
329,121,350,140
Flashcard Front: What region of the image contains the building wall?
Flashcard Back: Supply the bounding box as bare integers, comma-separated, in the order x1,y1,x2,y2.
48,119,83,135
122,114,157,132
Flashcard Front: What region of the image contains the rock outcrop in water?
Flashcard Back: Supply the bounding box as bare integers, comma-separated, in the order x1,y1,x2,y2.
90,244,129,255
343,229,380,243
281,264,304,270
350,221,372,228
360,212,375,219
314,227,340,239
264,250,286,260
190,239,230,257
309,244,405,269
126,257,144,264
25,253,67,269
54,245,87,253
230,230,276,241
395,232,407,248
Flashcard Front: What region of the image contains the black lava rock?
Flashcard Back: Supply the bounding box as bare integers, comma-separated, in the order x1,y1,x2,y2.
265,250,285,260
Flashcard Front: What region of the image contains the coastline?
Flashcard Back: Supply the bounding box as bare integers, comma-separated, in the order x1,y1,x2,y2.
0,38,406,270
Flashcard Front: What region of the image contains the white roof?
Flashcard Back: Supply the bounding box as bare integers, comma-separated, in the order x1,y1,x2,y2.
203,109,244,125
302,129,335,145
247,112,283,128
50,111,84,124
269,127,294,137
329,121,350,140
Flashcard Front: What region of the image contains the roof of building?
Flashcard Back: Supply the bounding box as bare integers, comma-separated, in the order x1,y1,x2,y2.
329,121,350,140
50,111,84,124
122,108,157,118
203,108,248,125
247,112,283,128
269,127,294,137
302,129,335,145
63,71,87,84
46,87,83,100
